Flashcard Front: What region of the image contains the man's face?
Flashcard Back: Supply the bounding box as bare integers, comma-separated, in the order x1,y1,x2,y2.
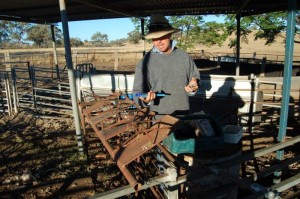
152,34,172,54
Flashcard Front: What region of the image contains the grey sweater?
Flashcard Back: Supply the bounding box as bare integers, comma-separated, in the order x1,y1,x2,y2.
132,47,200,116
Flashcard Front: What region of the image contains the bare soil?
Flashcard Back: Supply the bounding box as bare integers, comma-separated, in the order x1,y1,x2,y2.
0,105,299,199
0,34,300,198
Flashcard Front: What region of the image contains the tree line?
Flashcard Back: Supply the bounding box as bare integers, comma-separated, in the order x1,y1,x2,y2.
0,12,298,50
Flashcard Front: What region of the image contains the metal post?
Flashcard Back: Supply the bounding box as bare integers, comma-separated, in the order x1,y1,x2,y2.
29,66,37,109
236,14,241,76
59,0,84,153
4,73,12,115
11,67,18,113
141,18,146,56
114,50,118,70
50,25,60,80
260,57,266,77
274,0,297,184
217,56,221,68
4,52,11,71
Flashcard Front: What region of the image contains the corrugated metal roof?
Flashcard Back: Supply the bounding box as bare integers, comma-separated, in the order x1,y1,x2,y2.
0,0,298,24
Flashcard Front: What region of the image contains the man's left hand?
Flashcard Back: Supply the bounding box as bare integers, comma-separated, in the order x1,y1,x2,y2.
185,78,198,93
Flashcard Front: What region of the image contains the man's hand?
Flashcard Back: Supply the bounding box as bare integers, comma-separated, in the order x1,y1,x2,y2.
185,78,199,93
140,90,156,104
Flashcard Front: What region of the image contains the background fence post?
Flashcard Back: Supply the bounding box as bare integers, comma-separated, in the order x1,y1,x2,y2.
260,57,266,77
114,50,119,70
29,66,37,110
11,67,18,113
4,73,12,115
4,52,11,71
217,56,221,68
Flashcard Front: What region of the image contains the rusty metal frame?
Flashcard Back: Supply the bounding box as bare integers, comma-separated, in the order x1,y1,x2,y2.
79,92,180,190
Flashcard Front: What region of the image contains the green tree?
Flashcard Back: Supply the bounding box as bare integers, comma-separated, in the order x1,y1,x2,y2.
169,15,204,49
130,17,149,32
225,15,253,49
252,12,291,44
127,30,142,44
0,21,10,45
196,21,228,47
110,38,127,46
131,16,227,50
26,24,62,47
225,11,300,48
91,32,108,47
70,37,84,47
7,21,33,46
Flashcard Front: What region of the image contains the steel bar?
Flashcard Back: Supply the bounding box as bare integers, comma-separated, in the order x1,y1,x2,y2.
247,154,300,182
33,95,71,102
90,173,170,199
209,166,270,195
11,68,18,113
204,135,300,170
4,73,12,115
275,0,297,183
34,115,72,120
272,172,300,193
33,87,71,95
34,102,72,109
59,0,84,154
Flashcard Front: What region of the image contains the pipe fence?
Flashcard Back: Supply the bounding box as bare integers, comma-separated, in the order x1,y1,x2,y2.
0,62,72,117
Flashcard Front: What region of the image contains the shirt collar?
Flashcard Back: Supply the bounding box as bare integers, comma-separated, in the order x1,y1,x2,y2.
152,40,177,54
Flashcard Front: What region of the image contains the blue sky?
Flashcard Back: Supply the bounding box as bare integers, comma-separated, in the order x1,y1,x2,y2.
59,15,225,41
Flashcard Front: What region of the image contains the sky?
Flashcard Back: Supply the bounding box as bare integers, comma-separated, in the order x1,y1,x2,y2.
59,15,225,42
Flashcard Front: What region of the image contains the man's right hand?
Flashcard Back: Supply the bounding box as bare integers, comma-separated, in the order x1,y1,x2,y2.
140,90,156,104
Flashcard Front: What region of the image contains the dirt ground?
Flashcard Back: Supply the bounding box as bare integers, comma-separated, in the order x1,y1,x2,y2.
1,33,300,198
0,111,95,199
0,103,299,199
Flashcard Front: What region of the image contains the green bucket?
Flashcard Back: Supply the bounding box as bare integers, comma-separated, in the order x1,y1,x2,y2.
162,114,225,155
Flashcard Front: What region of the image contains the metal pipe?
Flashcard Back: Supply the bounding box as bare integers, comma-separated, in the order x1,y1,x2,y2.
236,14,241,76
141,18,146,56
4,73,12,115
274,0,297,184
59,0,84,153
50,25,59,80
11,68,18,113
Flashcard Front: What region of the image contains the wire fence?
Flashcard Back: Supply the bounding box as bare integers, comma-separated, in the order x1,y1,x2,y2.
1,49,299,116
1,48,300,73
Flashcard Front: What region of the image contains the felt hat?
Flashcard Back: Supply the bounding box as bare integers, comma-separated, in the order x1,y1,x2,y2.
144,14,180,39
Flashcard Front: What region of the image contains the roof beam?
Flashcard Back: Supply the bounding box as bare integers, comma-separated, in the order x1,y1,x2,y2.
71,0,139,18
236,0,251,15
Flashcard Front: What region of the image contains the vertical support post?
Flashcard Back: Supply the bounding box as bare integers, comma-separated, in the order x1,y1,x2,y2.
59,0,84,154
236,14,241,76
274,0,297,184
11,67,18,113
29,66,37,110
4,73,12,115
166,167,179,199
141,18,146,56
51,25,60,80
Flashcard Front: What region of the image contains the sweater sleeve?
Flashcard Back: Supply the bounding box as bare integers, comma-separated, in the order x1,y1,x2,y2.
133,60,143,93
188,54,200,81
132,60,144,106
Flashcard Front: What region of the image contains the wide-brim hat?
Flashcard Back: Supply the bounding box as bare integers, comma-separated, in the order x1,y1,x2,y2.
144,14,181,39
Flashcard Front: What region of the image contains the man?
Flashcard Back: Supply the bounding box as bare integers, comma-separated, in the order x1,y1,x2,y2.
132,14,200,118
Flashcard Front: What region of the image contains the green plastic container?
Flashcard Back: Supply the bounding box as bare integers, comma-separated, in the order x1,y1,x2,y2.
162,114,224,154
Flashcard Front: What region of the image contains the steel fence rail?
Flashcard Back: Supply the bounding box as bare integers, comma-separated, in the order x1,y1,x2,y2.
0,63,72,117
